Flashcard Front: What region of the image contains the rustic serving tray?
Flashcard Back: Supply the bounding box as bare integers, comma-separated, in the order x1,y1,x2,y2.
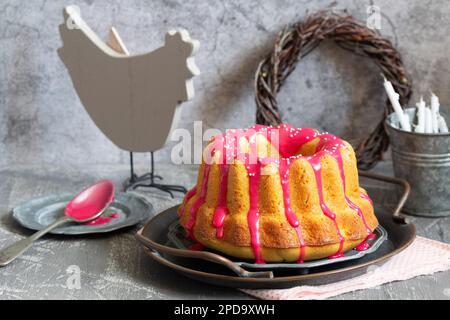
136,172,416,289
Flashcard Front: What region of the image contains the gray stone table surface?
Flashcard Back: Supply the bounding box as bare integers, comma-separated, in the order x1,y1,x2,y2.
0,161,449,300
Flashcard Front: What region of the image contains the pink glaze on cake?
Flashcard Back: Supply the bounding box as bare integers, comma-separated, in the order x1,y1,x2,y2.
360,192,373,205
186,165,211,240
182,124,375,263
212,163,229,239
179,187,197,217
355,233,376,251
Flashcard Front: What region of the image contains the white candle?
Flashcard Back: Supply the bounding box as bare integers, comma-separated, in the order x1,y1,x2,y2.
383,76,411,131
438,115,449,133
425,107,433,133
430,93,440,133
415,96,425,133
404,112,410,129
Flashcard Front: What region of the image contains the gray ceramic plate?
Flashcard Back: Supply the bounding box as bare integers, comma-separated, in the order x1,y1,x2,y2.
12,192,153,235
167,220,387,270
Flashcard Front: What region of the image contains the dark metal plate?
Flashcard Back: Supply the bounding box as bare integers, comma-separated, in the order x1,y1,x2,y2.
138,205,416,289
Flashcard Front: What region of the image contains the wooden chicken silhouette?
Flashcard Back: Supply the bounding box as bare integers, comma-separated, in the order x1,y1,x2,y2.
58,5,199,195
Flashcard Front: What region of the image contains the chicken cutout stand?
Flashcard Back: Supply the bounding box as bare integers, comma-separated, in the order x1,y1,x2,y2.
58,5,199,197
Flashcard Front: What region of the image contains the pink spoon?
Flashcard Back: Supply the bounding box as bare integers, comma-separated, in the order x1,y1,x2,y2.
0,180,115,267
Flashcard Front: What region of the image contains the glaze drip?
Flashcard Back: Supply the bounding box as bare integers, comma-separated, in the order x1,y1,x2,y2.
355,233,376,251
308,155,345,259
210,134,239,239
312,134,372,257
246,162,263,263
360,192,373,205
179,187,197,217
279,158,306,263
246,133,264,264
186,165,211,240
334,150,372,235
212,163,229,239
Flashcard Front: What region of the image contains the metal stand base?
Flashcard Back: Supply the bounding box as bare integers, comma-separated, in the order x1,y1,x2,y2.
123,151,187,198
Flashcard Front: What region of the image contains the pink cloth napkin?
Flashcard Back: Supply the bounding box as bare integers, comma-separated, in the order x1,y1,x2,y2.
241,236,450,300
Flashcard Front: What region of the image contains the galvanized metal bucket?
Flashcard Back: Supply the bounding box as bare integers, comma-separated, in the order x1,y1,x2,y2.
385,107,450,217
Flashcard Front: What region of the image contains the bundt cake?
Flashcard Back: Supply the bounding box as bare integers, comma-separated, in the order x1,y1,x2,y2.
178,124,378,263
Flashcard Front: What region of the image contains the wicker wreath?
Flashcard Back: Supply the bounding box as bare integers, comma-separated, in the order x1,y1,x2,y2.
255,10,412,170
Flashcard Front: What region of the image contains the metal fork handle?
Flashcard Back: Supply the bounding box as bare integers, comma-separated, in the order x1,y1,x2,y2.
135,228,273,278
0,216,71,267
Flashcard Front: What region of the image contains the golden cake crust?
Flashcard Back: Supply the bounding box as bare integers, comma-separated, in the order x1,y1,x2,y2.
178,125,378,262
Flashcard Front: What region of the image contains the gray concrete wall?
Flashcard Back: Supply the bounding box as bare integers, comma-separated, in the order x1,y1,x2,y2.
1,0,449,168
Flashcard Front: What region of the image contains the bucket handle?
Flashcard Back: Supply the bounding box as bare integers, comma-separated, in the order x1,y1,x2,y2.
360,171,411,224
